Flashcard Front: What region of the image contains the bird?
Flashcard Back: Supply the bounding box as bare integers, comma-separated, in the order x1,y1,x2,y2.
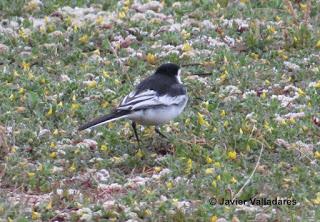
78,63,188,143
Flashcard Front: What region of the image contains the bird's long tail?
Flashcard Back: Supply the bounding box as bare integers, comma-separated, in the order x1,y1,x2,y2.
78,110,130,131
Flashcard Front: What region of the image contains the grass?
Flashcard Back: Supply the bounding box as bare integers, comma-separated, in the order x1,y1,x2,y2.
0,0,320,221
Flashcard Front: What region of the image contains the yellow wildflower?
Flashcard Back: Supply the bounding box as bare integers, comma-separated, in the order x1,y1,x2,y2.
135,149,144,159
299,3,307,11
124,0,131,6
214,162,221,168
93,49,100,55
32,211,41,220
114,78,121,86
69,163,76,172
220,110,226,117
280,119,287,126
18,28,28,40
264,121,273,133
144,209,152,216
314,81,320,88
205,168,215,175
211,180,217,188
316,40,320,49
181,30,190,40
28,72,34,80
315,151,320,159
182,42,192,52
123,6,129,13
146,53,157,64
40,26,46,33
50,152,57,159
297,88,305,97
197,112,209,127
18,87,25,94
46,106,53,116
185,118,190,125
288,118,296,124
101,101,109,108
21,61,30,71
74,148,80,155
73,24,78,32
102,71,110,78
278,50,288,60
13,70,20,77
100,144,108,151
267,25,276,34
79,34,89,44
118,11,126,19
202,101,209,109
219,70,228,82
265,79,270,85
96,16,104,25
40,77,46,84
9,94,15,101
11,146,17,153
154,166,162,173
46,200,52,210
185,158,192,174
282,54,288,60
65,16,71,26
206,156,213,164
312,192,320,205
211,215,218,222
24,0,40,12
85,80,97,88
47,23,55,33
27,172,35,177
166,181,173,189
250,53,259,60
71,103,80,111
227,150,237,160
230,177,237,184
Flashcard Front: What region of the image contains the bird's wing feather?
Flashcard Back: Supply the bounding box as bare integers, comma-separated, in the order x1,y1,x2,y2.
130,94,186,110
118,89,186,111
119,89,157,108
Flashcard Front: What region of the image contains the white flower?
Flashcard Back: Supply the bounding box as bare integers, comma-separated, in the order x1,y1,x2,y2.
96,169,110,182
284,61,300,72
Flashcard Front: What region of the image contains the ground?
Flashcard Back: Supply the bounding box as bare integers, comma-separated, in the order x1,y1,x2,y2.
0,0,320,221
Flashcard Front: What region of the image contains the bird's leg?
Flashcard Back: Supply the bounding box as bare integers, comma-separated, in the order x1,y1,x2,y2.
155,127,168,139
131,122,140,144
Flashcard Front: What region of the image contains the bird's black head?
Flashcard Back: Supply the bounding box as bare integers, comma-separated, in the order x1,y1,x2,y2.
155,63,180,77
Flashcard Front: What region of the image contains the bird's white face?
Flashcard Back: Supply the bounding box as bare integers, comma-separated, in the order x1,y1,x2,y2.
176,69,182,84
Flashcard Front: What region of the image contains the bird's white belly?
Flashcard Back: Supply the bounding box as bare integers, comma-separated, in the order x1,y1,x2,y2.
127,98,187,125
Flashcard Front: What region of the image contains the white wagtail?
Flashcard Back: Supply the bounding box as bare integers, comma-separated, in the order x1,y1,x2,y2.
78,63,188,143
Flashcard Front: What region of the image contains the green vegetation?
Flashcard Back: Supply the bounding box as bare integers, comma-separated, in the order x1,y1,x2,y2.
0,0,320,221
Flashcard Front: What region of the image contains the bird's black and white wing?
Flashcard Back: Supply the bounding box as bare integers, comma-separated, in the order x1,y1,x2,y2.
119,89,157,109
117,85,187,111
